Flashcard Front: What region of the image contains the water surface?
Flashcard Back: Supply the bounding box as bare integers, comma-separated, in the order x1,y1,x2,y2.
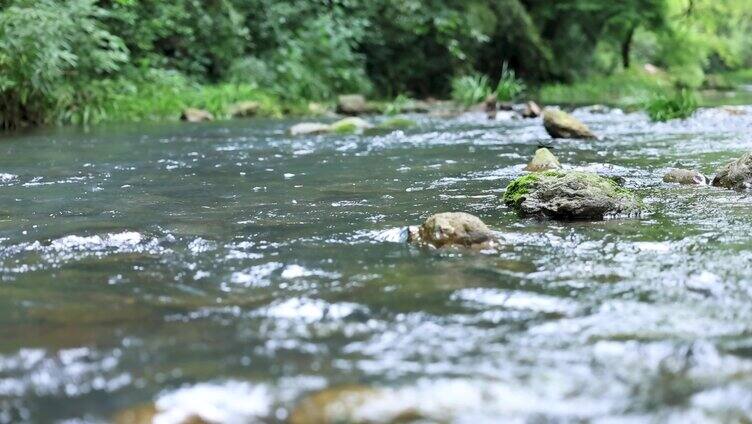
1,108,752,422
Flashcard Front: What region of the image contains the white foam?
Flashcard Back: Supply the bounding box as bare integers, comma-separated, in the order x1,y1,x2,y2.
154,381,271,424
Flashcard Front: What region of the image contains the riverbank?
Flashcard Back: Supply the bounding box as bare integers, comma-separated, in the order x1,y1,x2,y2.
6,68,752,131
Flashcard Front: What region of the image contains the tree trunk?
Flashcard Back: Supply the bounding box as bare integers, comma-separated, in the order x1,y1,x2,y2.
621,26,636,69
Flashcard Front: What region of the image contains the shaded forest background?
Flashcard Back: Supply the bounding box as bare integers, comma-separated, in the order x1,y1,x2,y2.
1,0,751,128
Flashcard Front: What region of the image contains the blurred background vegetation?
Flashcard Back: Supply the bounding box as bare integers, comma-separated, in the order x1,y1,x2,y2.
0,0,750,129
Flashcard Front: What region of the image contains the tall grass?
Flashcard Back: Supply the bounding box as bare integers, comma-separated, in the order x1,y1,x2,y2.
495,62,526,101
451,74,492,106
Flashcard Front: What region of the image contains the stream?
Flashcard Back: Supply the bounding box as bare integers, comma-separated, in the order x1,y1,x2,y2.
1,107,752,422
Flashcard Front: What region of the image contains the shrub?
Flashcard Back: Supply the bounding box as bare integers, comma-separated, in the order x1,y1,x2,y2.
451,74,491,106
0,0,128,128
644,89,698,122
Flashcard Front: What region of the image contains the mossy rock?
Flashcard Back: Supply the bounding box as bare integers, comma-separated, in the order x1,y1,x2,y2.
503,171,641,220
330,117,372,134
711,152,752,190
542,108,596,139
524,147,561,172
378,117,416,129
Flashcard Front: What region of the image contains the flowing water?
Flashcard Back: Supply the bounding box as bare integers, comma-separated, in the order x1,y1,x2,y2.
1,107,752,423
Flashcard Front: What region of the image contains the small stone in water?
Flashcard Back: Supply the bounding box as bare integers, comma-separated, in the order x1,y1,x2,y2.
410,212,497,249
524,147,561,172
543,108,596,139
663,169,709,185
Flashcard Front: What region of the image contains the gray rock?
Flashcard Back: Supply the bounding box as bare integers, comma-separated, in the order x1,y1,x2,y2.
180,108,213,122
543,109,596,139
409,212,497,249
524,148,561,172
663,169,709,185
712,152,752,190
504,171,641,220
228,101,260,118
290,122,331,136
336,94,372,115
521,101,542,118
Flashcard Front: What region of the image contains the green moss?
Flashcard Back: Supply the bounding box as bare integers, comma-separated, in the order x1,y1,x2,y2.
378,117,415,129
503,173,541,206
331,122,358,134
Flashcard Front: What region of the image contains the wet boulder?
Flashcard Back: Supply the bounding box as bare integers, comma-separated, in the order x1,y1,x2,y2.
336,94,372,115
289,386,421,424
712,152,752,190
180,108,213,123
524,147,561,172
504,171,641,220
228,101,260,118
408,212,497,249
290,122,331,136
521,101,542,118
543,109,596,139
663,168,709,185
330,117,373,134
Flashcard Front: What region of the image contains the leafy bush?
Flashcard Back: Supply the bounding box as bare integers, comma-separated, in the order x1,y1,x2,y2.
0,0,127,128
451,74,491,106
644,89,698,122
495,62,526,101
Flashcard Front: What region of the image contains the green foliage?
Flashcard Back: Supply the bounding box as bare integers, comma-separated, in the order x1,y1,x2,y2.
495,63,526,101
383,95,411,116
451,74,491,106
0,0,127,128
644,89,698,121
